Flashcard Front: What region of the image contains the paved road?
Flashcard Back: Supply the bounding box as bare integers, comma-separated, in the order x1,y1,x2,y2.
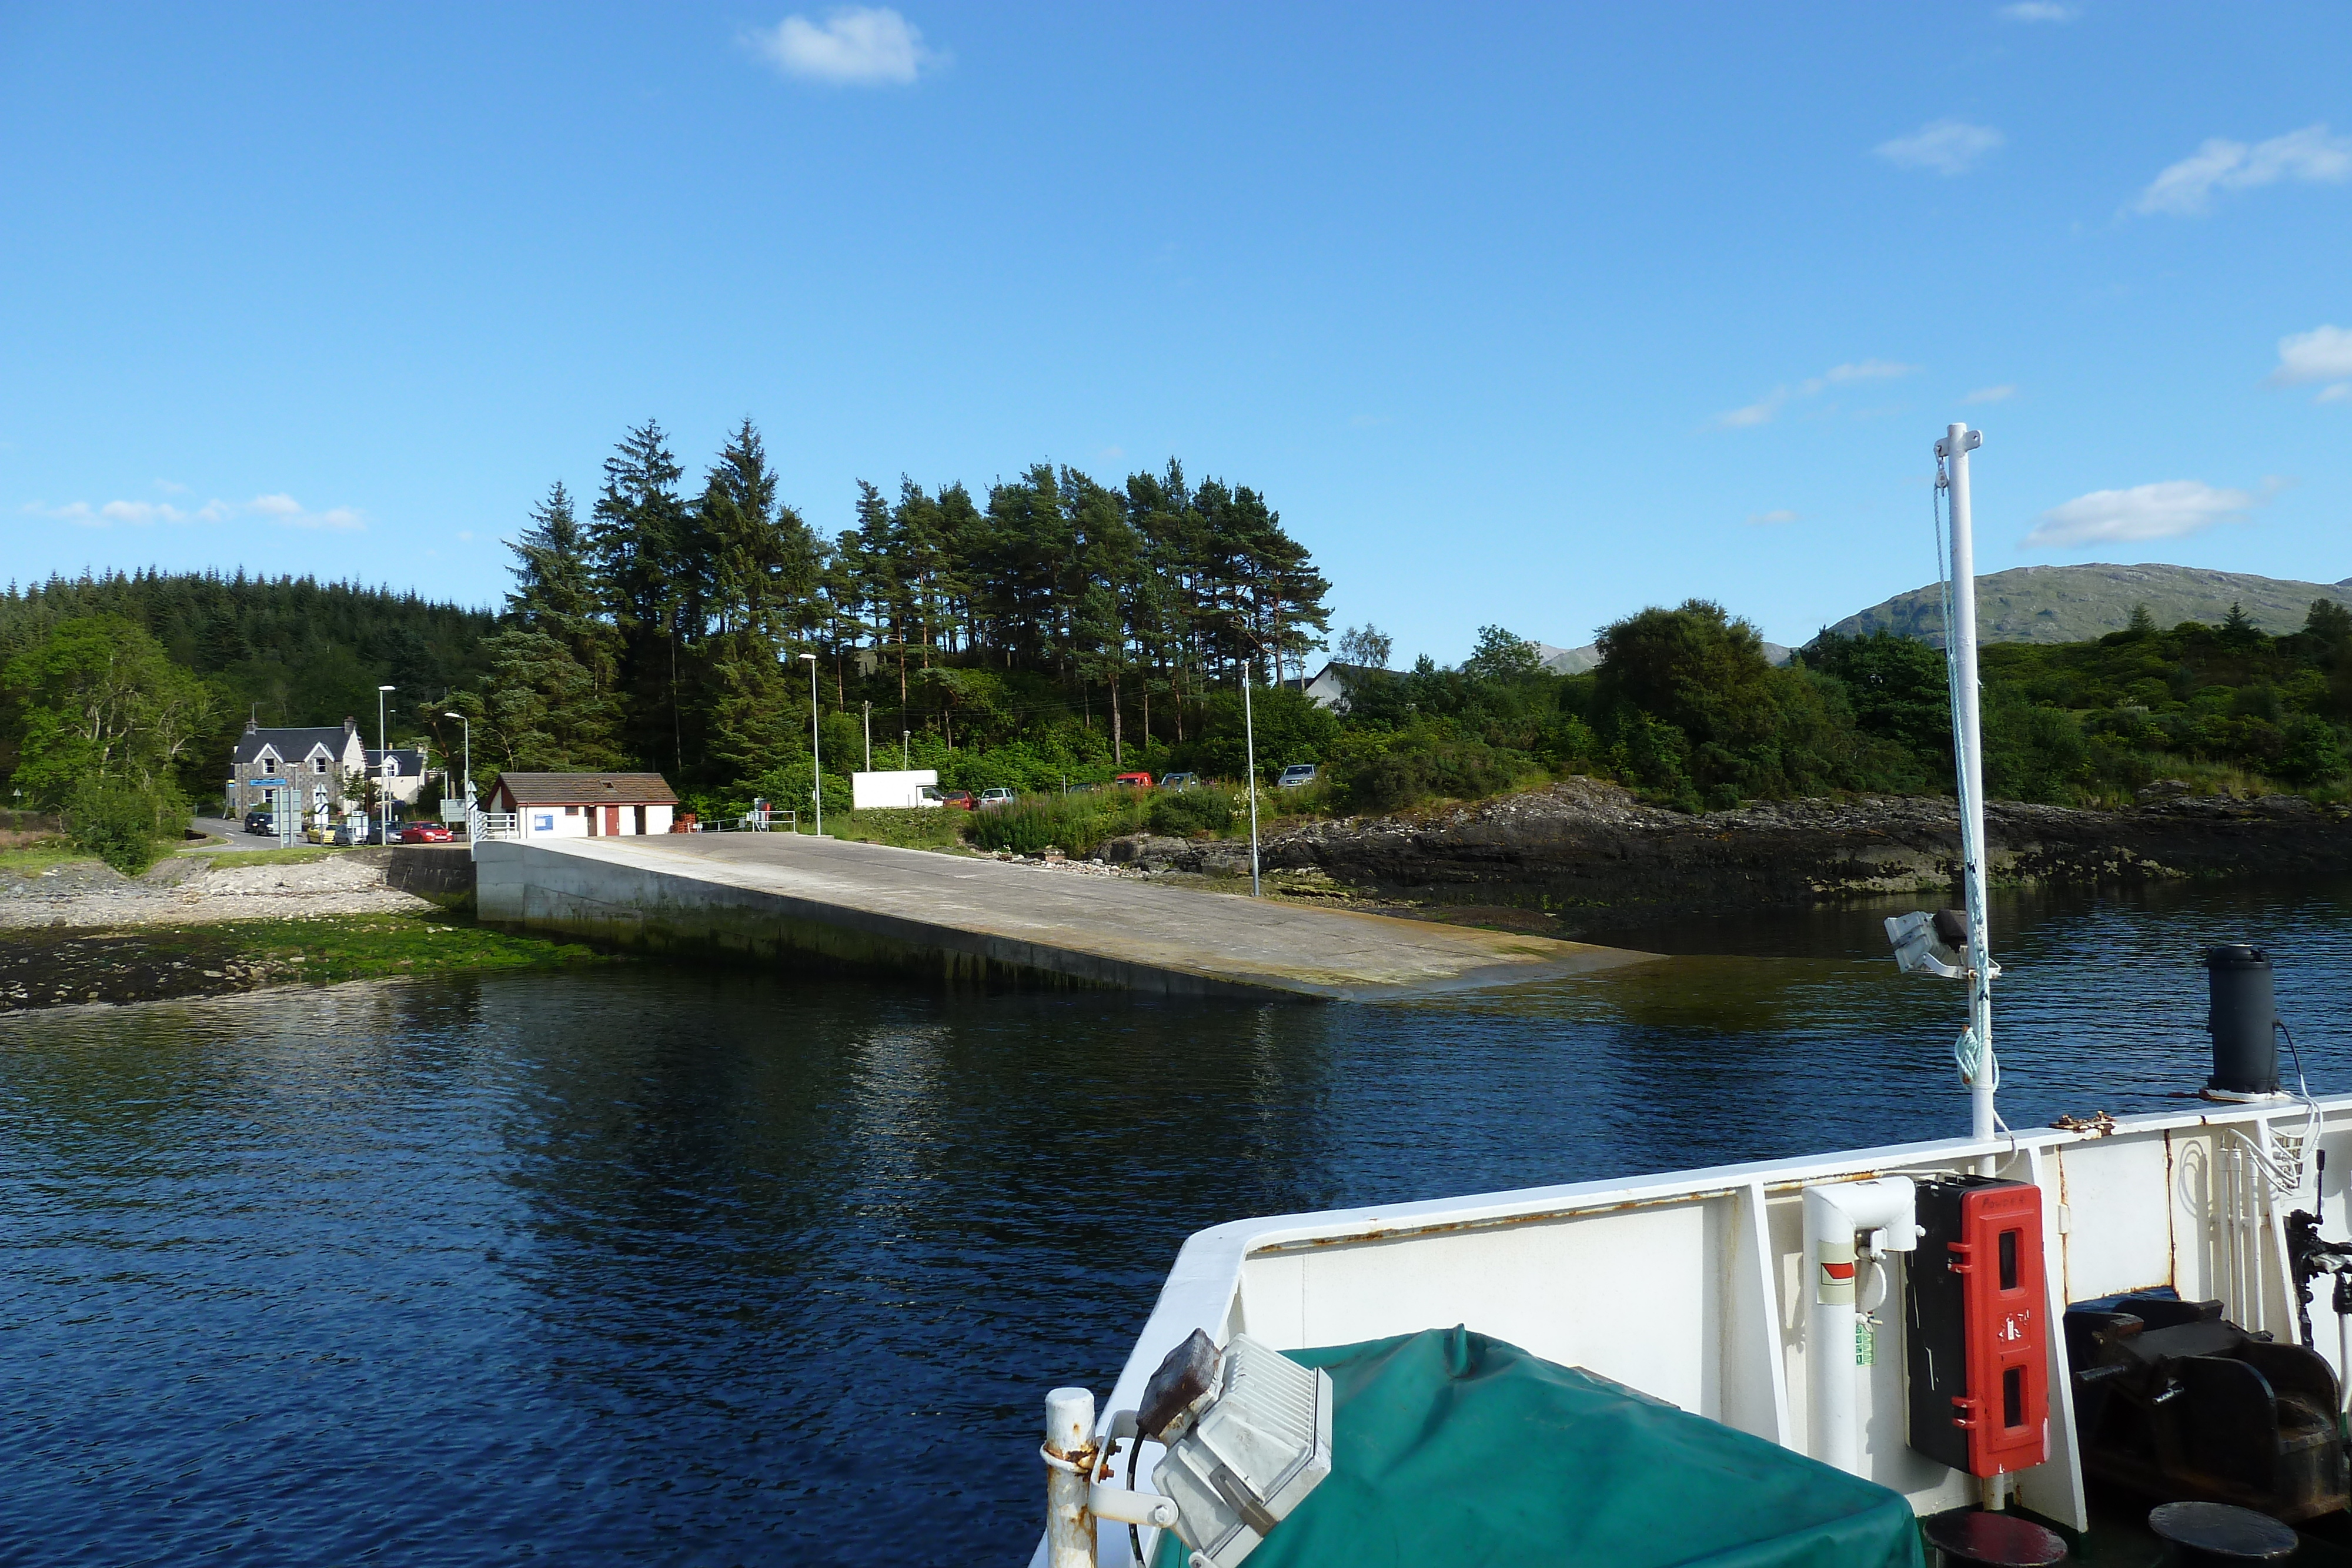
188,815,315,853
486,832,1656,1001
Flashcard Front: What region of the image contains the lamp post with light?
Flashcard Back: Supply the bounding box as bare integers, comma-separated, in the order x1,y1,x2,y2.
442,711,473,821
376,685,396,846
800,653,821,834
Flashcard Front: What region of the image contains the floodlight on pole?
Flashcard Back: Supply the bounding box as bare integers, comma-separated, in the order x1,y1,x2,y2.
377,686,396,847
800,653,821,834
442,712,473,813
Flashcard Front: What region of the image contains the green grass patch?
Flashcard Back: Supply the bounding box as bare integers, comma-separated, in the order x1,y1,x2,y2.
821,807,973,852
219,912,620,984
0,838,96,874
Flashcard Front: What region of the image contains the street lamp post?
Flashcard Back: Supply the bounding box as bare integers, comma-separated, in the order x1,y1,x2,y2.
442,711,473,821
800,653,821,834
376,685,396,847
1241,660,1260,897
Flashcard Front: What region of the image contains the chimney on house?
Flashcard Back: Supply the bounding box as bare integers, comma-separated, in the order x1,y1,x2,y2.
245,717,258,734
345,717,358,740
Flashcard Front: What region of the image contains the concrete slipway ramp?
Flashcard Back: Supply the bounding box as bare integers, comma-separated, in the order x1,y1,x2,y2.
475,835,1655,1001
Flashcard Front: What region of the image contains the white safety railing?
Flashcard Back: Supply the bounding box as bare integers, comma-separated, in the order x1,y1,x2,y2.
467,804,520,860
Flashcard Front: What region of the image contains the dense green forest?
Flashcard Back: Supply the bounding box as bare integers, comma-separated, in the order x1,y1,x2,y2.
5,418,2349,847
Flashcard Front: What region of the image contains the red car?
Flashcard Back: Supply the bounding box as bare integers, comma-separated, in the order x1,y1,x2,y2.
395,821,456,844
1112,772,1154,790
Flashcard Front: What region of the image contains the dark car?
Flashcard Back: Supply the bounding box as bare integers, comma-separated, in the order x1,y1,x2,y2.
1158,772,1200,790
244,810,276,835
395,822,455,844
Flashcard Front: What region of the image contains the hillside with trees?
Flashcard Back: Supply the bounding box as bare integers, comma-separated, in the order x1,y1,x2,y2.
6,417,2350,861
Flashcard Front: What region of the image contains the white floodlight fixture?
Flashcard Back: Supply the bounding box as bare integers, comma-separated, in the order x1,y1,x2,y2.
1885,909,1967,978
1884,908,2002,981
1131,1329,1332,1568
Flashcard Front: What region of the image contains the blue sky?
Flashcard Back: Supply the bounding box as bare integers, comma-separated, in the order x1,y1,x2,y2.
2,3,2347,663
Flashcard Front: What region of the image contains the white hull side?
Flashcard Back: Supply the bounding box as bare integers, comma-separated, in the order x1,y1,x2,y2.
1037,1095,2351,1566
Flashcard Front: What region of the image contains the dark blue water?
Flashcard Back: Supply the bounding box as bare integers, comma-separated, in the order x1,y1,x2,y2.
4,878,2350,1564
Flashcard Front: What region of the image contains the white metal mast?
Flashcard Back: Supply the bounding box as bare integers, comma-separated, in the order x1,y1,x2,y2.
1937,422,1998,1144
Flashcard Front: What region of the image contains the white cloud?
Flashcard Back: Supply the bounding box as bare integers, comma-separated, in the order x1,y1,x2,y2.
1746,509,1800,526
752,6,937,84
2317,383,2352,404
1822,359,1919,385
2000,2,2077,18
1963,384,2016,404
1714,360,1920,427
1715,390,1788,429
456,530,475,542
2023,480,2254,549
21,491,363,530
153,478,189,495
2271,325,2352,392
2135,124,2352,216
1875,120,2004,176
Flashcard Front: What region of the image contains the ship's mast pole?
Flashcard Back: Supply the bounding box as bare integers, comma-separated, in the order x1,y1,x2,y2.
1938,422,1996,1145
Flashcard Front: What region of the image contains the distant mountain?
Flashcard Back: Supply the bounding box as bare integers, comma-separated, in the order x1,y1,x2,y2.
1535,640,1791,674
1826,563,2352,648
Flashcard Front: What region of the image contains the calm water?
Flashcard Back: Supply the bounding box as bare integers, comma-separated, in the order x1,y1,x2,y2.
5,879,2351,1564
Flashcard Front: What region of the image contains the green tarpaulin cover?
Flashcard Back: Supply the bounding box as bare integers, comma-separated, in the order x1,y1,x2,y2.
1153,1326,1922,1568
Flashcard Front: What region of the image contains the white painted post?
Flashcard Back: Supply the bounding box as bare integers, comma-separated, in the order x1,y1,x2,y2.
800,653,823,834
1938,423,1997,1147
1242,659,1261,897
863,700,872,773
1045,1386,1098,1568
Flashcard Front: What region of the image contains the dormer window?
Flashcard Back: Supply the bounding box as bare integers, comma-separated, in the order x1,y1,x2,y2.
313,757,328,774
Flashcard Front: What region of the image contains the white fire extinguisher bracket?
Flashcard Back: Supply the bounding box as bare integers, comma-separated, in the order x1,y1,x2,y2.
1803,1178,1920,1476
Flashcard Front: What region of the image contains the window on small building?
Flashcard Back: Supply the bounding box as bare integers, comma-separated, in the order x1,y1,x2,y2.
564,805,580,815
313,757,327,774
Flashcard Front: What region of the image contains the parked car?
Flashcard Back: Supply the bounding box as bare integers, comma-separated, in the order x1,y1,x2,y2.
243,810,276,835
303,823,332,844
330,821,362,846
977,787,1017,808
1112,772,1154,789
1275,763,1319,788
396,821,455,844
927,788,976,810
1158,771,1199,790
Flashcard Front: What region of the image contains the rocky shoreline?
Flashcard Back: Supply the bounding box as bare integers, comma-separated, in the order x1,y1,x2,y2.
1103,778,2352,935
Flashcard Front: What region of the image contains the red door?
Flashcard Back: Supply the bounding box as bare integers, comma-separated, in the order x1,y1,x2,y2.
603,805,622,836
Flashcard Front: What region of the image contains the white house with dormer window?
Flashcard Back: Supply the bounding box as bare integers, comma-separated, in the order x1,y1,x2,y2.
365,747,429,808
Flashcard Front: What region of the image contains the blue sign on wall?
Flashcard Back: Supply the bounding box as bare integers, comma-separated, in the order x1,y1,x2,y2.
533,813,554,833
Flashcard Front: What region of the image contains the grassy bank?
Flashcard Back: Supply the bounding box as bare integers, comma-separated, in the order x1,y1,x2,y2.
0,911,624,1012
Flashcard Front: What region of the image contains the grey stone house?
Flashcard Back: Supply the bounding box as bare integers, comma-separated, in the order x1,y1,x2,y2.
227,718,369,820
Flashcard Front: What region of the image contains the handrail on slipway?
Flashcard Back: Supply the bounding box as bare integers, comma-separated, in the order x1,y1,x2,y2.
466,806,520,861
